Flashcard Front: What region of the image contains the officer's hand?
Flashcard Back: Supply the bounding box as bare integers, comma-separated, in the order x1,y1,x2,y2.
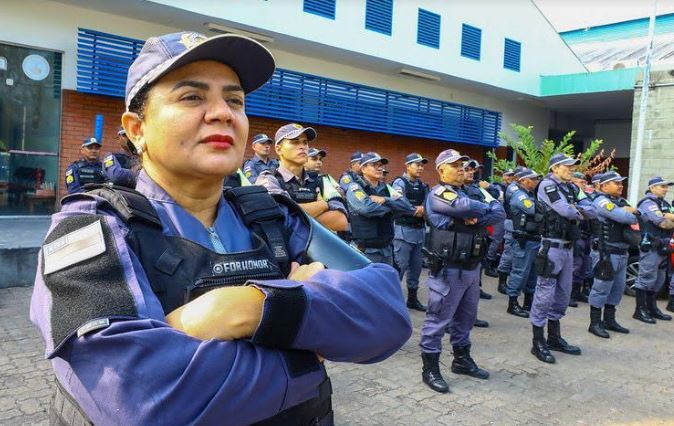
414,206,425,217
465,218,478,225
665,213,674,220
479,181,490,189
370,195,386,205
165,286,265,341
288,261,326,281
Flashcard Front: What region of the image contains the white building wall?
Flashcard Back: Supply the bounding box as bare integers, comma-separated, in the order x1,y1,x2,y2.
149,0,586,96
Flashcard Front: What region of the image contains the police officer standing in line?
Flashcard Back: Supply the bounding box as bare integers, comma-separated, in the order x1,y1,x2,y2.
392,153,430,312
633,176,674,323
420,149,505,393
587,172,637,338
306,147,345,197
530,153,597,364
346,152,414,265
256,124,348,232
506,168,543,318
64,137,106,194
339,151,364,192
497,167,525,294
242,133,279,183
102,127,141,188
32,31,412,425
569,172,594,307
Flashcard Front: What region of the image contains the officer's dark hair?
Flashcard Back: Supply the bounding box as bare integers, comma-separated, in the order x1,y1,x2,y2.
128,84,153,120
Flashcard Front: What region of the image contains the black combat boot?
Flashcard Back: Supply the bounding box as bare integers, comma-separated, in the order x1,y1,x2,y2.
507,296,529,318
568,282,581,307
603,304,629,334
406,288,427,312
421,352,450,393
451,345,489,379
667,295,674,313
484,259,498,278
474,318,489,328
522,292,534,312
479,288,492,300
531,325,555,364
588,306,609,338
497,272,508,294
547,320,581,355
633,289,656,324
647,290,672,321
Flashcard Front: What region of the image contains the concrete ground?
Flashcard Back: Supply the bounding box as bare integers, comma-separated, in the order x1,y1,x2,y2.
1,274,673,425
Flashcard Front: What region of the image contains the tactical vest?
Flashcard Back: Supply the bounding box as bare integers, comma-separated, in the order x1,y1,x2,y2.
637,195,674,240
592,196,638,249
511,188,544,239
52,184,333,426
350,184,394,249
538,180,581,241
394,177,428,228
275,170,321,204
76,160,106,186
428,220,488,270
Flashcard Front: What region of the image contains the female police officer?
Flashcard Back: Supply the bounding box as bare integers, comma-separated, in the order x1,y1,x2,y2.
30,32,411,425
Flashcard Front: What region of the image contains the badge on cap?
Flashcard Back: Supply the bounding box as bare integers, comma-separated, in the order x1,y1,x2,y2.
179,32,207,49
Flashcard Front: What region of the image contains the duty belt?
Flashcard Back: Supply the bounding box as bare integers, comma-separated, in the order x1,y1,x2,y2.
545,241,573,249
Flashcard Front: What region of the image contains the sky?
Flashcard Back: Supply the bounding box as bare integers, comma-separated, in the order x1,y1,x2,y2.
533,0,674,32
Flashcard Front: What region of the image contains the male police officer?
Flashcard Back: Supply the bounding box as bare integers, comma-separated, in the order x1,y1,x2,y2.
392,153,430,311
102,128,140,188
64,137,106,194
306,147,345,198
506,168,542,318
569,172,595,307
339,151,363,192
530,153,597,364
256,124,348,233
242,133,279,183
587,172,637,338
346,152,414,265
497,167,525,294
420,149,505,393
633,176,674,323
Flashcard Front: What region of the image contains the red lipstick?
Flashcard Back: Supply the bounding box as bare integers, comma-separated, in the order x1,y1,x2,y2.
202,134,233,149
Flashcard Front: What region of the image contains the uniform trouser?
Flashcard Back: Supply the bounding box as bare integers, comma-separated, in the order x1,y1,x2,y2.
506,239,540,298
634,250,668,293
364,250,394,266
589,252,628,308
530,243,574,327
393,238,423,290
573,237,593,285
420,266,480,352
497,219,514,274
668,265,674,295
487,220,505,261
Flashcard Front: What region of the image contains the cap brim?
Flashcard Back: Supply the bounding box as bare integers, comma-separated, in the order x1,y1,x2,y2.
405,157,428,165
436,155,470,168
276,127,317,144
253,138,273,145
131,34,275,108
310,150,326,157
362,157,388,166
650,181,674,187
550,158,580,168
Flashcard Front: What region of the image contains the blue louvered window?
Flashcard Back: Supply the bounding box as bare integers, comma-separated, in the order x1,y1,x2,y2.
417,9,441,49
365,0,393,36
461,24,482,60
247,69,501,146
504,38,521,72
77,28,144,98
304,0,336,19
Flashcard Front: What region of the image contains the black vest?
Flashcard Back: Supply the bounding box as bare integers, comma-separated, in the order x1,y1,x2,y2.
511,187,544,238
592,196,638,248
76,160,106,186
350,184,394,249
538,180,581,241
394,177,428,228
275,170,321,204
428,220,488,270
637,195,673,240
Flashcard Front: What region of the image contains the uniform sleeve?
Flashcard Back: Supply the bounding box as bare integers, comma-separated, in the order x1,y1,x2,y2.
577,197,598,220
594,196,637,225
427,187,489,219
346,182,391,216
638,198,666,226
255,172,287,196
102,153,136,188
478,200,506,226
30,202,327,425
242,159,258,183
512,190,536,215
64,165,82,194
338,173,353,192
384,185,415,215
538,180,582,220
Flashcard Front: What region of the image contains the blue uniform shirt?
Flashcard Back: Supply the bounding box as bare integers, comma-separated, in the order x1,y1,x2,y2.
102,152,139,188
30,170,412,425
638,193,670,227
392,174,427,244
510,185,537,216
64,159,104,194
242,154,279,183
426,184,506,230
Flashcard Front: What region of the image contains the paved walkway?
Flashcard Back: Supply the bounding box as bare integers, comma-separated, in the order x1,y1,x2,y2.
2,275,674,425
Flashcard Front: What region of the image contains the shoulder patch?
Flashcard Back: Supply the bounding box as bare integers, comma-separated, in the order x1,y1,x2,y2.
104,156,114,168
604,202,615,211
442,191,458,201
544,184,561,203
545,185,557,193
523,199,533,209
518,194,527,201
656,211,664,217
66,175,74,184
65,168,73,176
342,176,351,184
648,205,659,212
348,183,361,193
355,191,366,201
43,220,106,275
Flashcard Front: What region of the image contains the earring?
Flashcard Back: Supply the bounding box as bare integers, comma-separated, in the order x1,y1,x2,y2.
135,137,146,155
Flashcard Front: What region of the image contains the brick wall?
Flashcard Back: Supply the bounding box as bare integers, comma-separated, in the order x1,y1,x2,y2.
59,90,497,197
